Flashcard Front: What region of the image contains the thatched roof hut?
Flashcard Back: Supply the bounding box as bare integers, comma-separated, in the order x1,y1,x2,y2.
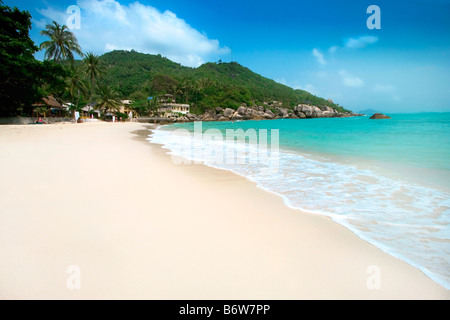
32,95,62,108
32,96,68,117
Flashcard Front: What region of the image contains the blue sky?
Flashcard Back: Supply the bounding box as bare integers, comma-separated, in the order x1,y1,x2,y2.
7,0,450,113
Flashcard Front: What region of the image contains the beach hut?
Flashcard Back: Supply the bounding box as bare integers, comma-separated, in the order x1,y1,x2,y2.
32,95,68,117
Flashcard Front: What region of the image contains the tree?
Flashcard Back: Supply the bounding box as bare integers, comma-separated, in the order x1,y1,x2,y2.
0,2,66,117
149,74,178,98
39,21,83,63
66,65,89,111
40,60,69,105
83,52,106,102
95,84,121,117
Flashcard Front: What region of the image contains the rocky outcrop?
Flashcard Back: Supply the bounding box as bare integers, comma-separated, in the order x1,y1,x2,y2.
264,108,275,119
295,104,313,117
276,108,290,118
216,116,230,122
321,106,338,117
236,106,247,115
223,108,234,118
253,110,266,120
186,113,201,121
230,104,356,121
202,109,215,121
369,113,391,119
231,112,244,121
215,107,224,114
149,103,360,124
296,111,307,118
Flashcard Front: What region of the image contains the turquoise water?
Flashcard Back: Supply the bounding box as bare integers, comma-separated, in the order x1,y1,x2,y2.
150,113,450,290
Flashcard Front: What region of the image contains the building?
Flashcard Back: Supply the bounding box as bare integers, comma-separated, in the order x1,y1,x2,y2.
119,100,134,118
157,103,190,116
81,104,100,118
155,94,190,116
152,94,190,116
80,100,134,119
159,94,175,103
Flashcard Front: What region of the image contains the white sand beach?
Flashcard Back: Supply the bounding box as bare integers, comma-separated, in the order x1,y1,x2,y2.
0,122,448,300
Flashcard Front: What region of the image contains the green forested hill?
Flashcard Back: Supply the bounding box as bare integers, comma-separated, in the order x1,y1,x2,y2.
93,50,349,114
99,50,192,97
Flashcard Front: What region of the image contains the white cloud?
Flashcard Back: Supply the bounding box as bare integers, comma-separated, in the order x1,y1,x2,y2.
321,35,379,56
80,0,129,24
373,84,396,92
312,48,326,65
339,70,364,87
36,7,67,29
36,0,230,67
345,36,378,49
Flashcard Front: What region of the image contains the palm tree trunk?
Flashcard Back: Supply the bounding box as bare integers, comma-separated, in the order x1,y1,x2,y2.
75,89,81,119
90,77,95,104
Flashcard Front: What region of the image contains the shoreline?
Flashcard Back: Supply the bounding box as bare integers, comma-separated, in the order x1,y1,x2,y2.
144,124,450,295
0,122,448,299
147,123,450,292
151,118,450,290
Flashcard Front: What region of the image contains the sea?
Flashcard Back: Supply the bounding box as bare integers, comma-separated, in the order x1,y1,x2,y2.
149,112,450,290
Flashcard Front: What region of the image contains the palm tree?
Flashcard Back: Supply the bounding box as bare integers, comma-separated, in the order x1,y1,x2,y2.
83,52,105,102
95,84,121,117
66,65,89,112
39,21,83,63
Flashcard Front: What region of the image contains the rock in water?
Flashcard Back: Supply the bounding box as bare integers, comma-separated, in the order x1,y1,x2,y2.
370,113,391,119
